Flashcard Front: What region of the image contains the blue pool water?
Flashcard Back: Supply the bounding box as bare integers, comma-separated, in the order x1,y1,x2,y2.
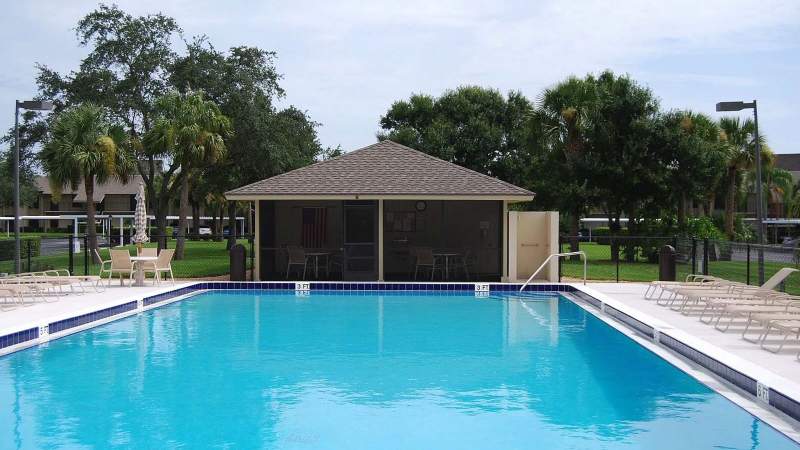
0,291,797,449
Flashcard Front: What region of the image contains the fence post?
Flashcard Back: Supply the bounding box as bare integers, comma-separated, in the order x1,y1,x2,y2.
249,236,255,281
691,238,697,275
84,235,89,276
613,237,619,282
68,236,74,275
746,244,751,285
702,238,709,276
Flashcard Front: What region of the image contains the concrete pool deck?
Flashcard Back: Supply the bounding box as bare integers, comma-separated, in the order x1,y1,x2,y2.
0,281,197,355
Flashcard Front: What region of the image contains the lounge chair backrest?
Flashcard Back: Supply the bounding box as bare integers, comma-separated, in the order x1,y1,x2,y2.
155,249,175,269
110,249,133,270
416,247,435,265
139,247,158,258
287,246,306,264
761,267,799,290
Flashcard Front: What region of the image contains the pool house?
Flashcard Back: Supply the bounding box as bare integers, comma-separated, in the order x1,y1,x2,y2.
226,140,551,282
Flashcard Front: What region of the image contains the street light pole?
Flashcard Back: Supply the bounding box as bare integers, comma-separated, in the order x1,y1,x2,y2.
13,101,21,274
752,100,765,285
12,100,54,274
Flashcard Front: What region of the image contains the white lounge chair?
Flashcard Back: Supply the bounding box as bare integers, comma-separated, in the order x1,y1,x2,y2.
645,274,720,299
666,268,799,313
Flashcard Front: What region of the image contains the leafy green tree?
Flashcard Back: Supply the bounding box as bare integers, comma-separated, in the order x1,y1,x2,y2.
40,104,134,259
651,111,725,226
144,91,231,259
36,4,181,236
582,71,663,237
170,38,322,245
0,111,48,210
378,86,538,183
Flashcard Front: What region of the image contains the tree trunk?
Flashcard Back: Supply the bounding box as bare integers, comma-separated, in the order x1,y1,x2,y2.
707,193,715,218
85,177,100,263
226,202,237,250
175,176,189,259
191,200,200,235
151,195,169,250
677,192,687,228
609,215,621,263
724,167,737,239
569,211,580,261
214,206,224,241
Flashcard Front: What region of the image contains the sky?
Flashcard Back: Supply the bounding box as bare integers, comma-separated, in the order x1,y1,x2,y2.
2,0,799,154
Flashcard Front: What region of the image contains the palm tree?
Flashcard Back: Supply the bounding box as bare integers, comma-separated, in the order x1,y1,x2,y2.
144,91,231,259
718,117,766,238
538,76,596,255
41,104,134,262
751,162,793,218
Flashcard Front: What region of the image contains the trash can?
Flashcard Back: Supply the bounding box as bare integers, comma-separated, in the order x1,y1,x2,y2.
659,245,676,281
230,243,247,281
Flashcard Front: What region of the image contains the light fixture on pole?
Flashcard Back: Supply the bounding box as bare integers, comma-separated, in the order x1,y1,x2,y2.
716,100,764,284
14,100,53,273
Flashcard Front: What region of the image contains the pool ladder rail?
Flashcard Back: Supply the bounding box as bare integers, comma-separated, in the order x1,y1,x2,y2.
519,251,587,291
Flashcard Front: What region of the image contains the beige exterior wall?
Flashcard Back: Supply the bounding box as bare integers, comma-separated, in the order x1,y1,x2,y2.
508,211,559,282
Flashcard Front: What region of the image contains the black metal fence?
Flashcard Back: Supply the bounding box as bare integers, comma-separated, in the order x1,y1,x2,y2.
0,234,255,280
559,235,800,294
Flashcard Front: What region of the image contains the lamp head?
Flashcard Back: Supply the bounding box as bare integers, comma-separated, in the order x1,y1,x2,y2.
17,100,54,111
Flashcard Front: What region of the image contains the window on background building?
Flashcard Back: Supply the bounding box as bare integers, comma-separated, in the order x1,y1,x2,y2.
302,207,327,249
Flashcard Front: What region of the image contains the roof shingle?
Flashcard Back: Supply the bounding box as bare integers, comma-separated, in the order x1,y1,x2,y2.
226,140,534,199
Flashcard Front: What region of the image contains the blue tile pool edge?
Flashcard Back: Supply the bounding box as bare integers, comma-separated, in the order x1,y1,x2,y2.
1,280,799,428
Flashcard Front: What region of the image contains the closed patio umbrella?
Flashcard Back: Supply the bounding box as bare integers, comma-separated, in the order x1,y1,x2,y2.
133,182,149,252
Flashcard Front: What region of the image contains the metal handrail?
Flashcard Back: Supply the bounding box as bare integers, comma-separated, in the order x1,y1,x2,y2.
520,251,586,291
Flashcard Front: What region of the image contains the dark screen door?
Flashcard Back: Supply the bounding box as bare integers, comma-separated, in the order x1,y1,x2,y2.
343,201,377,280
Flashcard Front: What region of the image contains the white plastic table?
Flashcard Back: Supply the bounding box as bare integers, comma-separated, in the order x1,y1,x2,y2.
305,252,330,279
130,256,158,287
433,252,461,280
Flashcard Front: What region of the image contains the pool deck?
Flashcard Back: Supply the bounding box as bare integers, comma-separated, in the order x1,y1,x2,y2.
578,282,800,408
0,281,197,355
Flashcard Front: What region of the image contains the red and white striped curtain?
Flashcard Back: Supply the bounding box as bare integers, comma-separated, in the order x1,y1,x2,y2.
302,207,327,249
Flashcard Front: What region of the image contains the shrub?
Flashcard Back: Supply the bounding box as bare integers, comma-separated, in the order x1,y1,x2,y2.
683,217,724,240
0,237,41,260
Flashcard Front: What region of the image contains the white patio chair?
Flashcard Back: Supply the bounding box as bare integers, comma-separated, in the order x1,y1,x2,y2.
285,246,309,280
144,248,175,284
414,247,441,281
108,249,135,286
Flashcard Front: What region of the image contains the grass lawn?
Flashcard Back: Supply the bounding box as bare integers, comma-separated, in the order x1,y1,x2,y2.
559,242,800,295
0,239,252,279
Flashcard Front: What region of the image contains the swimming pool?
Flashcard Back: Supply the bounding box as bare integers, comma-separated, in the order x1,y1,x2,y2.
0,290,797,449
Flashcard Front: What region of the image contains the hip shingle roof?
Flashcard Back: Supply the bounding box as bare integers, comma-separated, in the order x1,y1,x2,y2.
226,140,534,198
